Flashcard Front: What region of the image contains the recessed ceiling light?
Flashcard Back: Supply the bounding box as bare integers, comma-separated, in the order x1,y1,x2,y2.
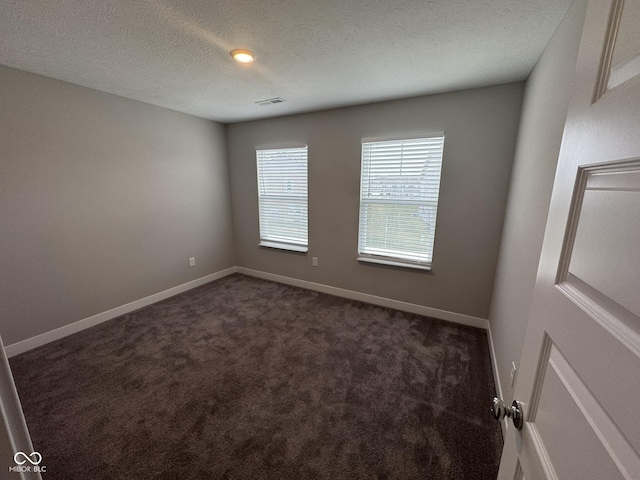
230,49,255,64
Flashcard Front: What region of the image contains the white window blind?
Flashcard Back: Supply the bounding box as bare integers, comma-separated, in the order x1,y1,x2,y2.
256,147,308,251
358,136,445,268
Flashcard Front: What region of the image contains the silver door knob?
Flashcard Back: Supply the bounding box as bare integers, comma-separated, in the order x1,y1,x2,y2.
491,397,523,430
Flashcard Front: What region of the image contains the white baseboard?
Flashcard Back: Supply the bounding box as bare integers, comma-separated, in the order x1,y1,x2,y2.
6,266,489,358
236,267,488,330
486,321,507,437
5,267,237,358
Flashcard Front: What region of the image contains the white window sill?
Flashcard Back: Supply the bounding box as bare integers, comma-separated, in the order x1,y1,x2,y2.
357,256,432,271
259,241,308,253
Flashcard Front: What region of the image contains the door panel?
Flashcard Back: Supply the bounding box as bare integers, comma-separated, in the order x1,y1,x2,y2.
604,0,640,91
531,339,635,480
561,161,640,323
498,1,640,478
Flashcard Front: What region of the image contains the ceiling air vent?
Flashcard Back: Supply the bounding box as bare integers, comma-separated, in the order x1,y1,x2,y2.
255,97,286,107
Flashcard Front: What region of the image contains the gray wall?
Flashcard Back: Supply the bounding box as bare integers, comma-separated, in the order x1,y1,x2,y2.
488,0,587,399
228,83,524,319
0,67,236,346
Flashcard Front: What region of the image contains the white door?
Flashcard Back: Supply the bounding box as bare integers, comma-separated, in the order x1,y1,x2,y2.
0,334,40,480
498,0,640,478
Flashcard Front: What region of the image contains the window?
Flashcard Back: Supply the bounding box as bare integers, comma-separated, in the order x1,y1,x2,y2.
256,146,308,252
358,135,445,269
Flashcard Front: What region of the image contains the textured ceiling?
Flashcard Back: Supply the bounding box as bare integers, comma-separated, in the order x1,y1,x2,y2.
0,0,573,123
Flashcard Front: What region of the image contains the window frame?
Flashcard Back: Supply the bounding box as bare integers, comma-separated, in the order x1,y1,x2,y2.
256,146,309,253
357,134,445,270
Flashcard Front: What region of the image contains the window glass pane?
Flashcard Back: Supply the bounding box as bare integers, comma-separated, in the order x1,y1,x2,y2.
257,147,308,248
358,136,444,265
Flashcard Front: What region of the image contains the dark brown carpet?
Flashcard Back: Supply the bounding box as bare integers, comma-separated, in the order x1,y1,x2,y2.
9,274,502,479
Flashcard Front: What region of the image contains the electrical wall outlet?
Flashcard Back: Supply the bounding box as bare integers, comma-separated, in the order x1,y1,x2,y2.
510,361,517,388
189,257,196,268
312,257,318,267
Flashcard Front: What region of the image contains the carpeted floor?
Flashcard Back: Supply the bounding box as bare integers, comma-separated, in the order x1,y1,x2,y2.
9,274,502,479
